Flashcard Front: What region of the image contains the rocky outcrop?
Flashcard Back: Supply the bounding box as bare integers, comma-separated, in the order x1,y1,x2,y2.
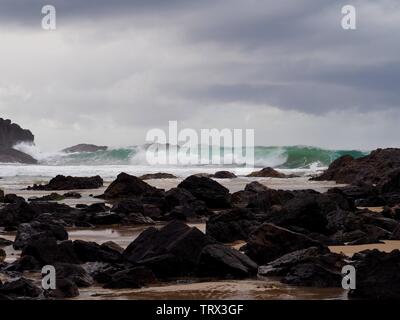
0,118,37,164
178,175,231,209
313,148,400,191
62,144,108,153
27,175,103,190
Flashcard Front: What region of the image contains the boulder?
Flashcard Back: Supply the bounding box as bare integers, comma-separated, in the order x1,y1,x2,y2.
178,175,231,209
99,172,157,199
28,175,103,190
139,173,177,180
206,208,260,243
28,193,65,202
211,171,237,179
13,222,68,249
281,263,342,287
246,167,295,178
4,255,41,272
243,223,324,265
54,263,94,287
123,221,215,278
196,244,258,278
103,266,157,289
0,277,42,298
73,240,122,263
47,278,80,298
349,249,400,299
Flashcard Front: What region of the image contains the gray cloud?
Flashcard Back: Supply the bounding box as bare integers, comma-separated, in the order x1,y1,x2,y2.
0,0,399,149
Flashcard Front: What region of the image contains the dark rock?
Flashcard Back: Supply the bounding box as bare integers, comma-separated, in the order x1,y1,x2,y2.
0,277,42,298
0,248,5,262
211,171,237,179
103,266,157,289
21,236,80,265
73,240,122,263
0,118,37,164
63,192,82,199
139,172,177,180
196,244,258,278
47,278,79,298
281,263,342,287
123,221,215,278
54,263,94,287
99,172,157,199
313,148,400,193
0,200,39,228
5,255,41,272
243,223,324,265
62,144,108,153
0,189,4,202
349,249,400,299
14,222,68,250
88,212,122,225
206,208,259,243
178,175,231,209
0,148,37,164
83,202,109,213
0,237,13,247
111,199,143,214
28,193,65,202
246,167,296,178
28,175,103,191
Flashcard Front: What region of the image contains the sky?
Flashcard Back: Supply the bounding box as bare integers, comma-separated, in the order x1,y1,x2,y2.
0,0,399,151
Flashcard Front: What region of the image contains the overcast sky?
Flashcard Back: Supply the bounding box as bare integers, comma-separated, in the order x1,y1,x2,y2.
0,0,399,150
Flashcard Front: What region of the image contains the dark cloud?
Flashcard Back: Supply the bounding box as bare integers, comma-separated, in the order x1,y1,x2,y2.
0,0,399,148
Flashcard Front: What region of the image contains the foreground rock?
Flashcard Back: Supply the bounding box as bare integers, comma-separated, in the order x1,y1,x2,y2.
259,246,345,287
243,223,324,264
28,175,103,190
178,175,231,209
99,172,157,199
247,167,295,178
0,278,42,298
349,249,400,299
62,144,108,153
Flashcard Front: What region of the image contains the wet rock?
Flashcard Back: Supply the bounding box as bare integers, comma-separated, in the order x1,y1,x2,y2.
28,175,103,191
243,223,324,265
54,263,94,287
99,172,157,199
178,175,231,209
349,249,400,299
88,212,122,225
139,173,177,180
0,200,39,228
0,277,42,298
196,244,258,279
4,255,41,272
63,191,82,199
0,189,4,202
28,193,65,202
14,222,68,250
281,263,342,287
246,167,296,178
210,171,237,179
103,266,157,289
123,221,215,278
111,199,143,214
73,240,122,263
206,208,260,243
47,278,80,298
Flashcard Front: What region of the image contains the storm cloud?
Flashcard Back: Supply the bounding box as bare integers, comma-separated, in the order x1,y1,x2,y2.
0,0,399,150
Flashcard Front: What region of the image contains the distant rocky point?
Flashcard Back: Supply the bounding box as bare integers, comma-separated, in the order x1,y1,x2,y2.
0,118,37,164
62,144,108,153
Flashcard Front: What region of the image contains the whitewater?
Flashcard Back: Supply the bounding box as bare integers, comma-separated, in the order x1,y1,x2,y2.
0,144,368,179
